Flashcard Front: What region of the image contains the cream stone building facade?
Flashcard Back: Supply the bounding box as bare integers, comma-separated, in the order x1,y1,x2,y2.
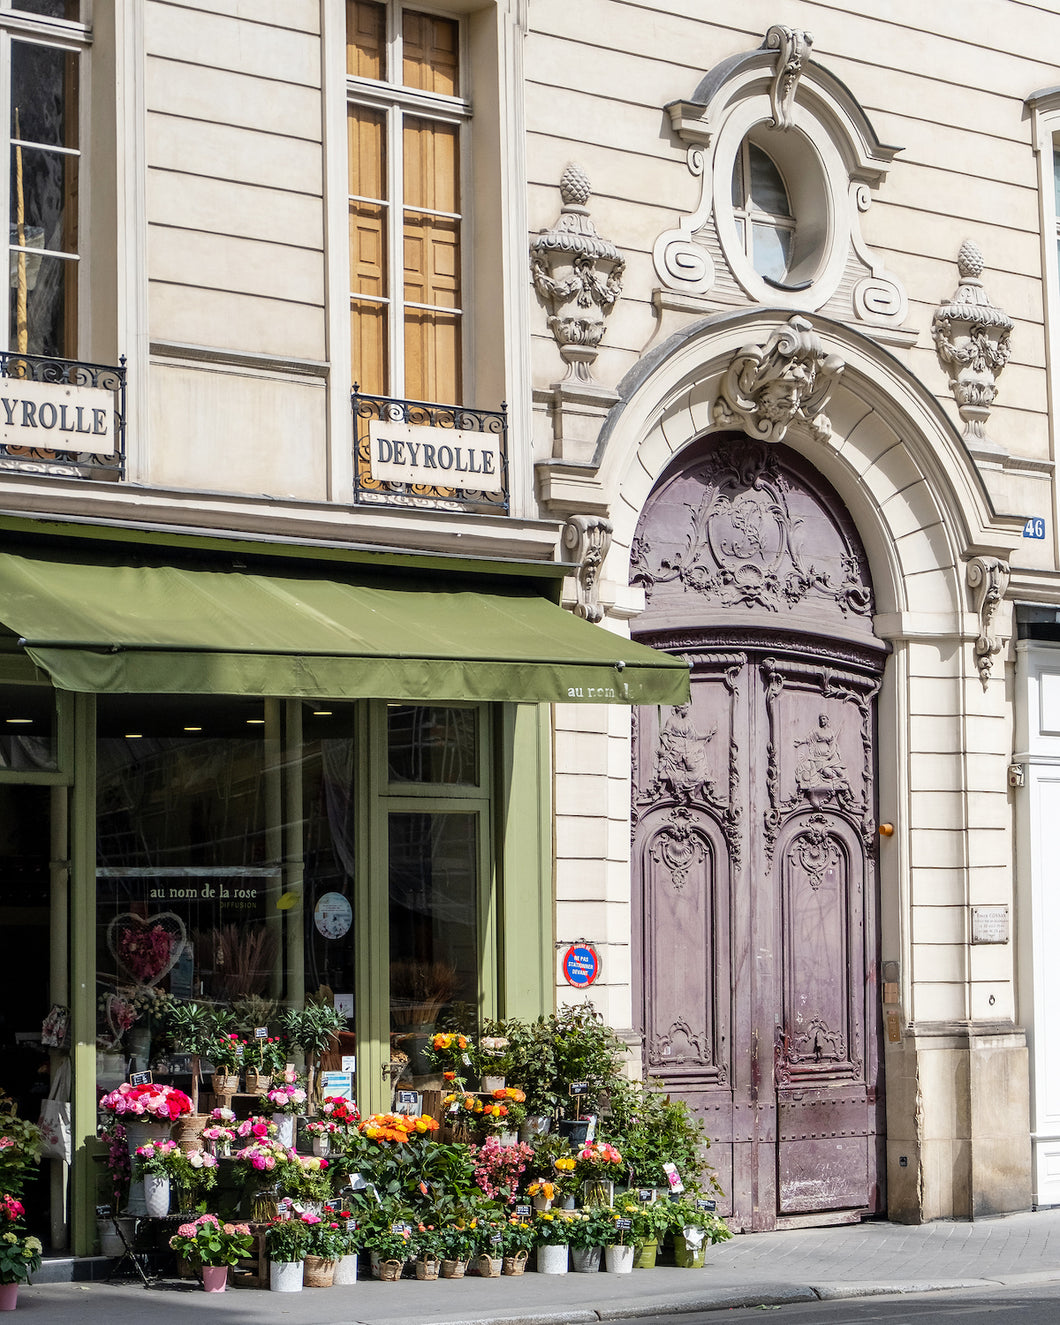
0,0,1058,1260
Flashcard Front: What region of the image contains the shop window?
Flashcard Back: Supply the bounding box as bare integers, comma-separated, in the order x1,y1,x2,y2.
3,2,85,358
347,0,465,404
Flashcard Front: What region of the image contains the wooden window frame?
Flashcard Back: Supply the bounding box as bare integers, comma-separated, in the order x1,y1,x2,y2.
347,2,470,405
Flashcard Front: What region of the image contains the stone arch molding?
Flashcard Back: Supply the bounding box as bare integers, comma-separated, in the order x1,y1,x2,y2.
545,310,1022,635
654,25,910,338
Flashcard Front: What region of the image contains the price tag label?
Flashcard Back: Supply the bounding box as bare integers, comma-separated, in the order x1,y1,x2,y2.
346,1219,357,1232
663,1161,684,1194
129,1070,152,1086
96,1204,112,1218
461,1052,472,1067
569,1081,589,1096
515,1204,531,1221
254,1026,268,1038
637,1188,654,1203
491,1234,503,1245
696,1198,717,1212
324,1198,343,1212
235,1042,244,1058
617,1218,632,1230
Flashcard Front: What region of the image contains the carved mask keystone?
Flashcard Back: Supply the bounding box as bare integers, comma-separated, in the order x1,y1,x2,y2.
712,316,844,445
530,165,626,385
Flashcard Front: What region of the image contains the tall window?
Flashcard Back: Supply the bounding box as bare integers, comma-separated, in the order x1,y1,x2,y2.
347,1,465,404
731,139,795,286
4,2,84,358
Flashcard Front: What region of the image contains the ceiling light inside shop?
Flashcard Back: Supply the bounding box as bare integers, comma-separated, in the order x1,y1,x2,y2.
246,719,265,725
183,726,202,732
5,718,32,724
125,733,143,739
312,710,332,716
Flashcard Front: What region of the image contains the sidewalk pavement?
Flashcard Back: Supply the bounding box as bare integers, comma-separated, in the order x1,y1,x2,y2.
18,1207,1060,1324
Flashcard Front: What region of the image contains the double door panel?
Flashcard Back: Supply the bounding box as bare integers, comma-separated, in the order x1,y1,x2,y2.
633,650,883,1230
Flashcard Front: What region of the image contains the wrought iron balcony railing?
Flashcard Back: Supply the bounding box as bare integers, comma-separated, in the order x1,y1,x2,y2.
352,389,508,514
0,350,126,480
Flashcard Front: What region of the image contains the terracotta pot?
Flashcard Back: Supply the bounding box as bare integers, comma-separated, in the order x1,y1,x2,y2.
201,1265,228,1292
502,1250,528,1276
414,1255,439,1280
303,1255,335,1287
440,1258,466,1278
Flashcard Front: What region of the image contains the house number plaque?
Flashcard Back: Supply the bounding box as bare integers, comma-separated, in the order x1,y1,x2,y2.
971,906,1009,944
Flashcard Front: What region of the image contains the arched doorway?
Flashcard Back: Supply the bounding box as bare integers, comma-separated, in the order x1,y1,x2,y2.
630,434,887,1231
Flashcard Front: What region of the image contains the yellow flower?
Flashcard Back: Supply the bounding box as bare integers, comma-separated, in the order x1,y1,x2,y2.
2,1233,15,1245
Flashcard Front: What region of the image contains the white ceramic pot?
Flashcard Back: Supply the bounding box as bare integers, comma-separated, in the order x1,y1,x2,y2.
270,1260,304,1292
536,1243,568,1274
480,1075,506,1092
605,1244,634,1274
570,1244,602,1273
312,1134,330,1157
496,1130,518,1147
143,1173,170,1218
332,1253,358,1284
273,1114,296,1148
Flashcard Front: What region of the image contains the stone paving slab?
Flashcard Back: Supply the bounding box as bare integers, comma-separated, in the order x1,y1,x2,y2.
15,1208,1060,1325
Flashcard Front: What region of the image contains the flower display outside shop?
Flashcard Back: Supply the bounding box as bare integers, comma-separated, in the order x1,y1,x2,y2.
76,1002,729,1290
99,1082,192,1122
169,1214,253,1268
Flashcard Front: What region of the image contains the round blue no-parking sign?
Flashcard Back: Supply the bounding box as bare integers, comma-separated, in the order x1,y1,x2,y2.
562,943,600,988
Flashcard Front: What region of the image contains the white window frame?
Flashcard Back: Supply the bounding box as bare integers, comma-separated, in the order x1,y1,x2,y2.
0,1,90,358
346,1,471,404
1027,87,1060,566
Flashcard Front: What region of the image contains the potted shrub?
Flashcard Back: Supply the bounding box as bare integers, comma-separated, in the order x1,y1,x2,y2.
411,1223,443,1280
244,1034,285,1094
668,1196,733,1267
500,1212,534,1275
364,1219,413,1281
566,1207,611,1274
302,1213,347,1287
265,1216,308,1292
551,1003,626,1134
532,1208,573,1274
438,1221,476,1278
0,1228,42,1310
207,1033,244,1095
281,1002,346,1105
159,1000,215,1115
473,1212,507,1277
168,1213,253,1293
132,1138,184,1218
628,1197,672,1268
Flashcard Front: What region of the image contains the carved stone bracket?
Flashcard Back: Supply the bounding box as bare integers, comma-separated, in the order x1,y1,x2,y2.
766,25,813,130
967,555,1010,686
562,514,613,623
530,165,625,385
712,316,844,445
931,242,1013,447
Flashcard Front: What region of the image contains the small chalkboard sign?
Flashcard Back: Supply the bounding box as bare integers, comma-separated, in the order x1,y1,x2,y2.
696,1198,717,1212
617,1218,632,1230
324,1198,343,1212
235,1042,244,1057
637,1188,654,1203
346,1219,357,1232
96,1204,112,1218
490,1233,503,1245
254,1026,268,1038
129,1070,152,1086
515,1204,531,1221
568,1080,589,1096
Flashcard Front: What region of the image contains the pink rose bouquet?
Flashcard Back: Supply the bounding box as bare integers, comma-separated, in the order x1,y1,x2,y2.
264,1084,306,1115
235,1115,276,1141
99,1082,193,1122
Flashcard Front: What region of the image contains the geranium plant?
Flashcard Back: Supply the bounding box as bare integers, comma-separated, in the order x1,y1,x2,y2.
0,1230,42,1285
209,1033,245,1073
168,1214,253,1267
99,1082,192,1123
264,1216,309,1264
0,1196,22,1225
320,1097,360,1129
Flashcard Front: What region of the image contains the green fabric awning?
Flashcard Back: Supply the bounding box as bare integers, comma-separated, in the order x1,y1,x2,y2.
0,550,689,706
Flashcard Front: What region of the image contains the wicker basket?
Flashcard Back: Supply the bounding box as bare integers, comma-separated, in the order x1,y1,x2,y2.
378,1257,405,1282
303,1255,335,1287
173,1113,206,1154
414,1255,440,1280
502,1251,528,1276
440,1258,466,1279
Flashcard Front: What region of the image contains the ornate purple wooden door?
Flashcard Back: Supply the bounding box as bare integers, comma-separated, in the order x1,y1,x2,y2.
630,437,886,1231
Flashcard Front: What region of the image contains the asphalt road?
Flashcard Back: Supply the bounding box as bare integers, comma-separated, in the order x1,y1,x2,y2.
633,1283,1060,1324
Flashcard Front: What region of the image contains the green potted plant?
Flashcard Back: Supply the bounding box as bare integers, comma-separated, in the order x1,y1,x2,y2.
532,1208,574,1274
500,1212,534,1275
159,1001,216,1114
265,1216,308,1293
302,1213,347,1287
0,1228,42,1309
281,1002,346,1105
438,1219,477,1278
627,1195,672,1268
132,1138,185,1218
410,1222,444,1280
566,1206,612,1273
667,1195,733,1267
604,1203,636,1274
362,1217,413,1281
168,1213,253,1293
550,1003,626,1139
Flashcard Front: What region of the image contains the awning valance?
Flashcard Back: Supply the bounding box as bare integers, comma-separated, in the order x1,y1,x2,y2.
0,550,690,706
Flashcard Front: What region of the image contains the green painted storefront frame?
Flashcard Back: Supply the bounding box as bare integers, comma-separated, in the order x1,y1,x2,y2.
62,692,553,1256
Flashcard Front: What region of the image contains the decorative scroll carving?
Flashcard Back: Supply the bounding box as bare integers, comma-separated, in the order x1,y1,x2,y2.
788,821,842,891
630,443,873,620
647,807,709,893
562,514,613,623
790,1016,846,1065
967,556,1010,686
713,316,844,445
530,165,625,385
931,241,1012,444
765,25,813,130
648,1017,711,1068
